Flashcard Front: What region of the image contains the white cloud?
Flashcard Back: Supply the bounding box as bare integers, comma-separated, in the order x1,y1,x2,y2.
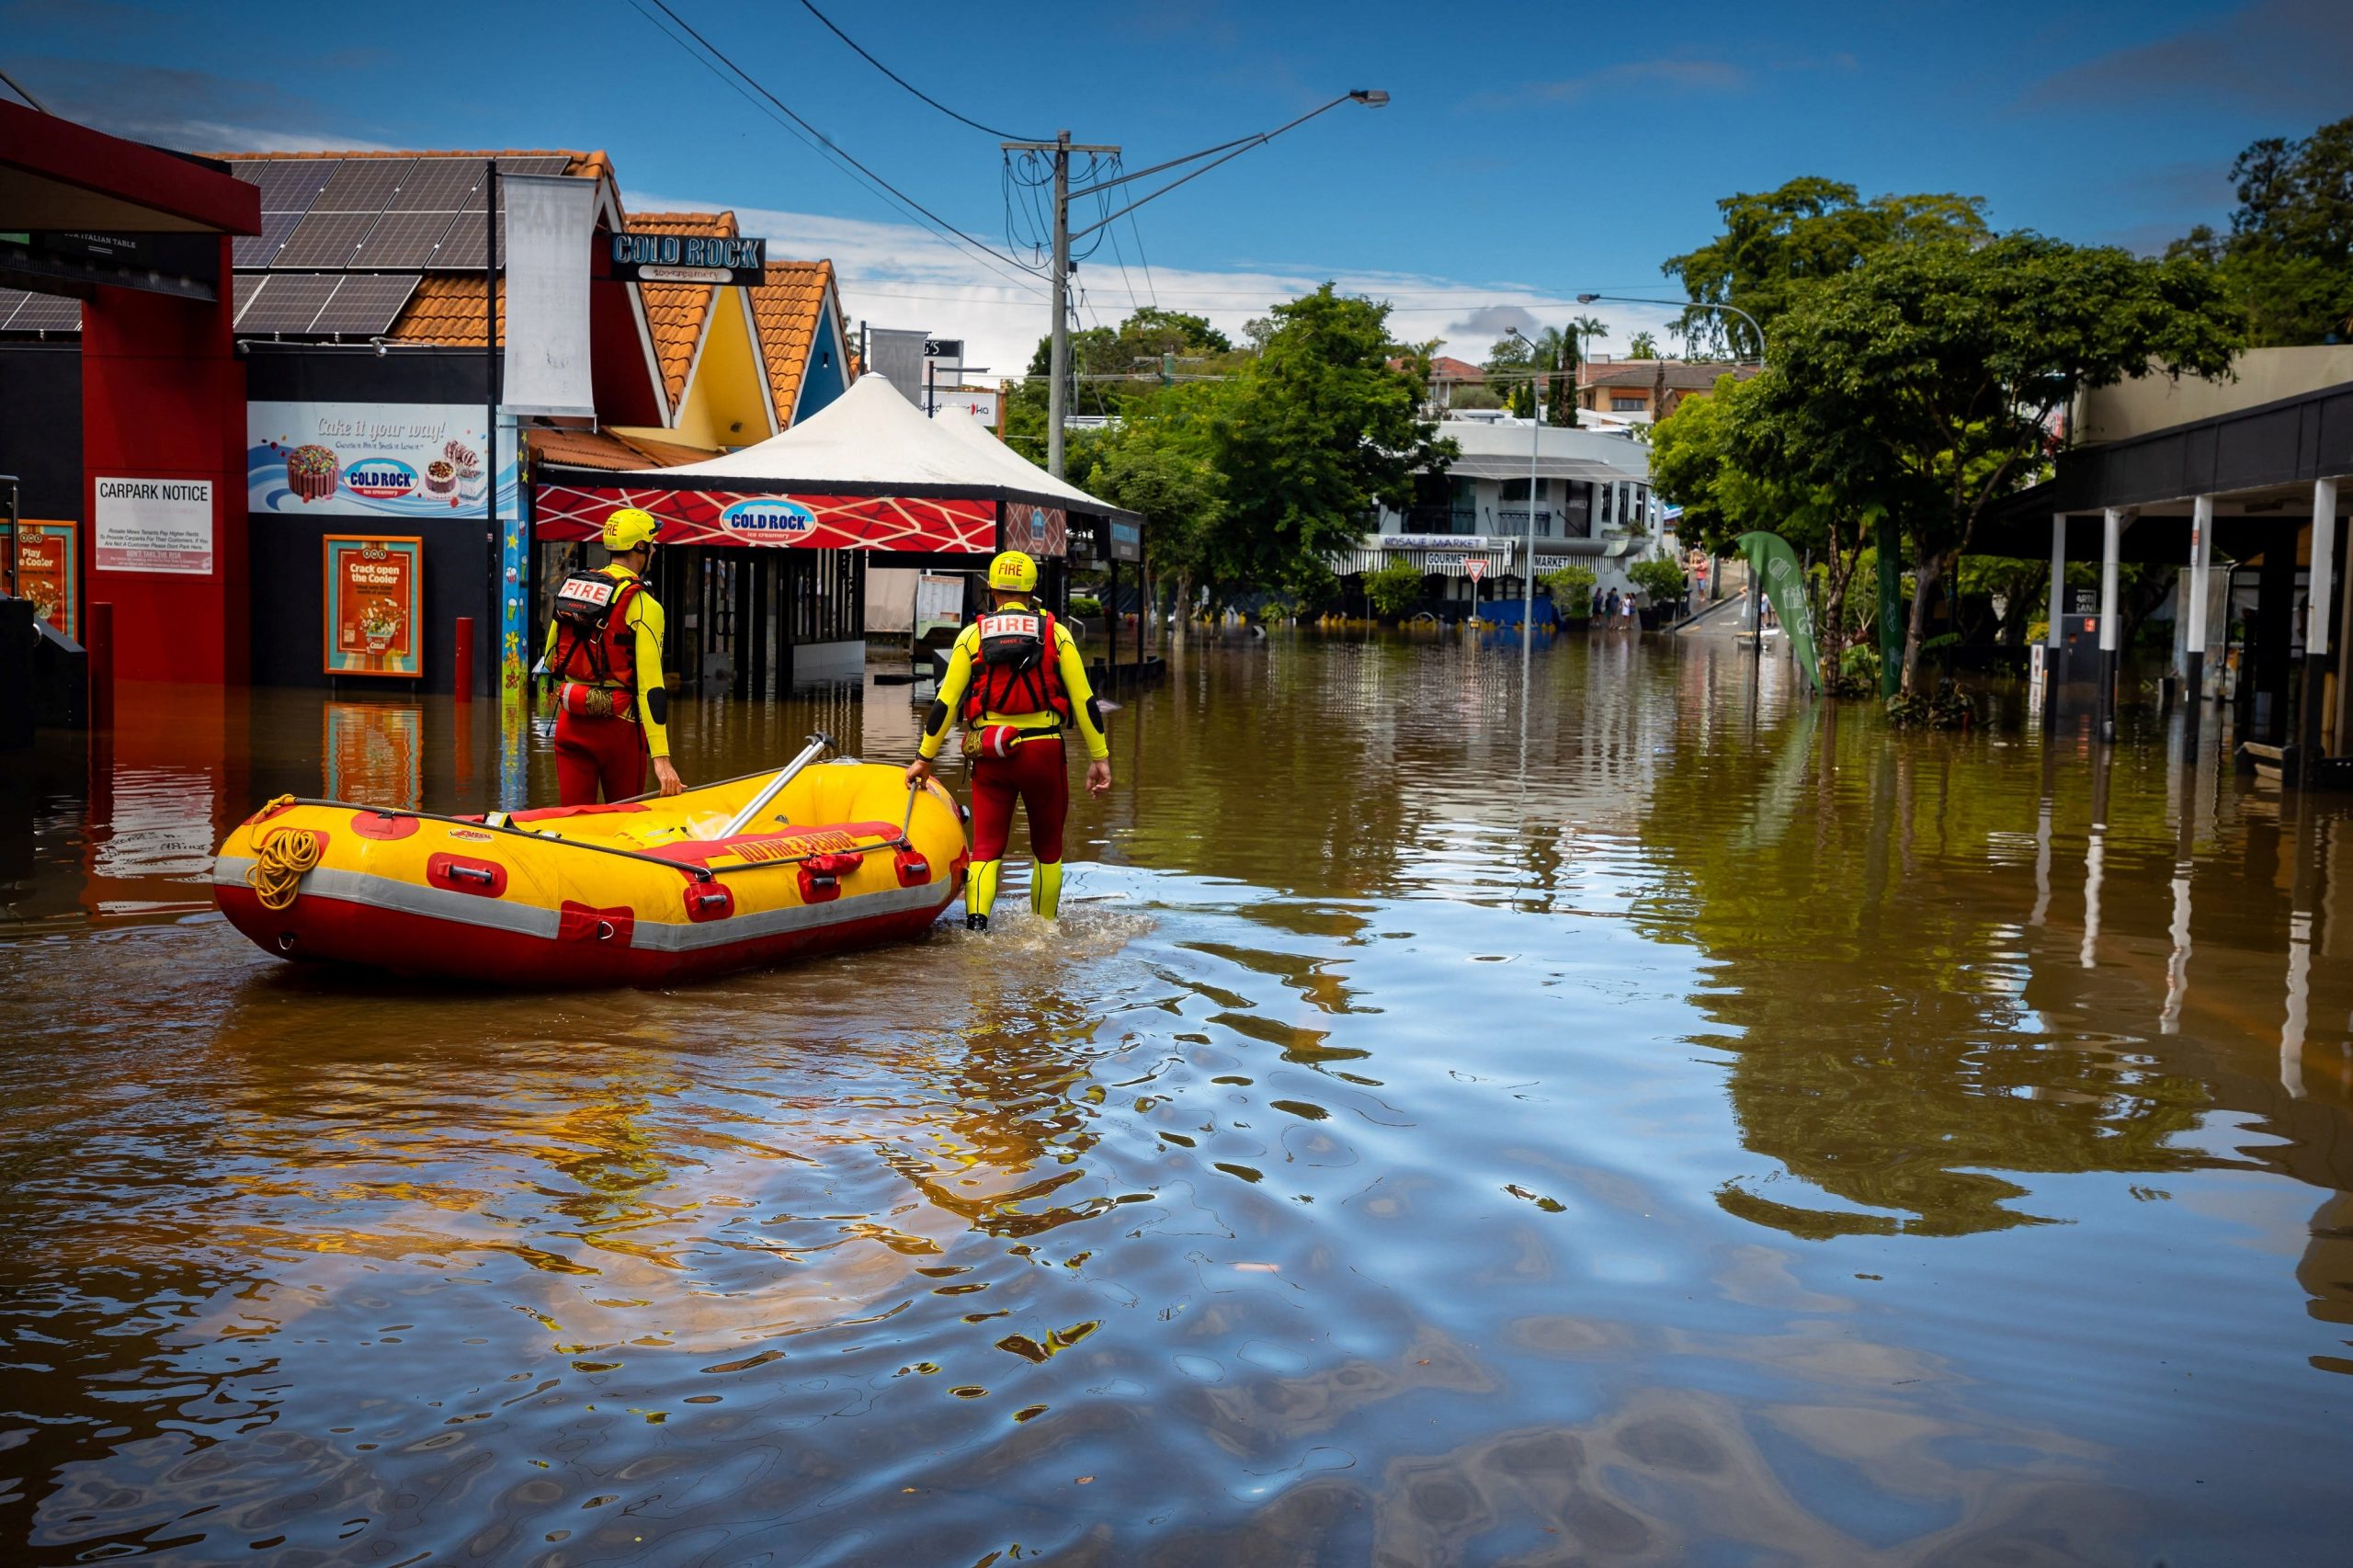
630,190,1687,377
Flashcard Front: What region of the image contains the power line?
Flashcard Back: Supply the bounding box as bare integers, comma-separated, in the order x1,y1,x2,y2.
793,0,1045,142
631,0,1045,295
1106,221,1142,314
1125,209,1159,311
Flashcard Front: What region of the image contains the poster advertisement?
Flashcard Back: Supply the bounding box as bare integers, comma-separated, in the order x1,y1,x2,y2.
16,518,78,640
95,476,212,574
1001,503,1068,559
249,402,520,520
324,702,423,809
323,535,423,678
497,422,530,694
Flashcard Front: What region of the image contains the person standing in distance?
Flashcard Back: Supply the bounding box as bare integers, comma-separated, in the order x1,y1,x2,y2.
542,506,684,805
905,550,1109,931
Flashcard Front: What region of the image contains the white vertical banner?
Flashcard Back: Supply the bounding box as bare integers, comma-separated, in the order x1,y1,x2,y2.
502,174,597,419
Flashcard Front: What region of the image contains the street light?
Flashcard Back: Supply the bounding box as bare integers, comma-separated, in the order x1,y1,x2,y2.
1017,90,1389,479
1503,327,1545,671
1574,293,1768,362
1578,294,1768,660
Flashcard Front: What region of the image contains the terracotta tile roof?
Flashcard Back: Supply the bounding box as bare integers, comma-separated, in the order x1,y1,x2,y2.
384,274,506,347
606,210,843,428
748,259,839,426
528,426,714,471
624,210,737,408
1429,355,1485,382
213,148,614,185
1580,359,1762,391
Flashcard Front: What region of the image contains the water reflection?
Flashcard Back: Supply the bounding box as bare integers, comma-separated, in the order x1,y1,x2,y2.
2,640,2349,1561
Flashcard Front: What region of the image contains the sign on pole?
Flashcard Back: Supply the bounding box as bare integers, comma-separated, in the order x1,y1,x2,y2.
1466,559,1487,584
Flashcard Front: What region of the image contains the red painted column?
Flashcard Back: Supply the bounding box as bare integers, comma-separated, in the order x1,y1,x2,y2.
80,236,248,684
453,614,475,701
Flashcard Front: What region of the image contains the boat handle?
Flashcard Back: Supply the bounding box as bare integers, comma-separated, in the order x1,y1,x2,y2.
445,864,495,886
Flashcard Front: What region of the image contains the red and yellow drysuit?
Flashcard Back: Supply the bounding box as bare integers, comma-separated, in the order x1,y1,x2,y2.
918,598,1108,922
541,562,673,805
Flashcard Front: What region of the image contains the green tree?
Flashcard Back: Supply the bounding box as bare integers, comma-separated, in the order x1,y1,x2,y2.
1627,555,1688,608
1199,284,1452,609
1363,558,1424,619
1540,562,1596,614
1652,372,1874,684
1662,176,1990,358
1007,307,1247,437
1755,234,2240,694
1626,330,1661,358
1483,321,1592,426
1085,397,1226,652
2170,115,2353,347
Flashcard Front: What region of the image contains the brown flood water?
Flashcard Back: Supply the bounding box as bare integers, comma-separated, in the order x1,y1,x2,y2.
1,632,2348,1565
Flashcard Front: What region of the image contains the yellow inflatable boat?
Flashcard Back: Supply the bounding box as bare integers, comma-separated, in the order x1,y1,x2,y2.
213,747,968,986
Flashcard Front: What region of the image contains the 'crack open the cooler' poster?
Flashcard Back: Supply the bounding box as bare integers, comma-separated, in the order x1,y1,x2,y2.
324,536,423,678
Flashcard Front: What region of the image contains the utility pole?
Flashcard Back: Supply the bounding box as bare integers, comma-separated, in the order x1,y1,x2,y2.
1004,131,1119,479
1008,92,1385,481
1048,130,1071,479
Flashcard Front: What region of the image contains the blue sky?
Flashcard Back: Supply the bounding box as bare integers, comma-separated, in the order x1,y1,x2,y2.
8,0,2346,371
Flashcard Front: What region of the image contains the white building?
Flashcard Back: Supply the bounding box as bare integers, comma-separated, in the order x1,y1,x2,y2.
1336,415,1677,611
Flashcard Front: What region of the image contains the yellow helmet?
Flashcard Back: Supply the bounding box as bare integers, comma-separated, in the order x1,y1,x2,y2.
603,506,661,553
987,550,1038,593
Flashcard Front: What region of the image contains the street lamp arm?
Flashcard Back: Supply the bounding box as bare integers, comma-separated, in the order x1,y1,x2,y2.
1068,92,1372,241
1575,294,1767,360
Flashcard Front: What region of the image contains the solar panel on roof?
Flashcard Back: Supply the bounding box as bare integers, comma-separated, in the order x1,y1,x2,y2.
310,274,419,337
233,210,306,268
308,157,415,213
385,158,481,211
431,212,501,272
249,158,338,212
3,291,84,332
272,210,381,269
233,274,268,324
351,209,461,268
498,156,572,176
237,272,339,334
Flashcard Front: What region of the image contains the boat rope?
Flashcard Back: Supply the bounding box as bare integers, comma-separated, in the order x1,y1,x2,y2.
246,826,322,910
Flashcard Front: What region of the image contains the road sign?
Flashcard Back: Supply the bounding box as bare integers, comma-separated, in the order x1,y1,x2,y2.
924,338,964,359
1466,559,1487,583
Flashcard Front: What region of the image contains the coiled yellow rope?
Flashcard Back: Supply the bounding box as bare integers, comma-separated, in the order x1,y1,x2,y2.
246,827,322,911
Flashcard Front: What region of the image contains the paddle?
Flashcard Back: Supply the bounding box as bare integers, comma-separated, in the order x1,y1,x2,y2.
710,732,833,840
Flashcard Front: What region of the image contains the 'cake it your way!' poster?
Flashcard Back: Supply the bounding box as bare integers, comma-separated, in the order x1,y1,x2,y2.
248,403,519,521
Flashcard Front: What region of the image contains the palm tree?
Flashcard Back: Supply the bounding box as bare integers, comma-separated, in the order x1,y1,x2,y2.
1627,330,1661,359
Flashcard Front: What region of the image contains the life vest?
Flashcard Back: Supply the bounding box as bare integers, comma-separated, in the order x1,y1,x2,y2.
962,606,1071,728
550,568,643,690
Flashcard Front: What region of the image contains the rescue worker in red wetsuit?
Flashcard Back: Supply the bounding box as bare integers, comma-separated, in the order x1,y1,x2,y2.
905,550,1109,931
541,507,684,806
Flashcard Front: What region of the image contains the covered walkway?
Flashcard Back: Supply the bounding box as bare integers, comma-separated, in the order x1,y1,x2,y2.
1986,376,2353,775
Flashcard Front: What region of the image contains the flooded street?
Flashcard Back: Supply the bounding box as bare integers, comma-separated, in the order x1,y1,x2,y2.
3,634,2348,1565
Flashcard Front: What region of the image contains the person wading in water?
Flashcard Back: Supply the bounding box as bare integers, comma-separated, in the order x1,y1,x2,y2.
905,550,1109,931
541,507,684,805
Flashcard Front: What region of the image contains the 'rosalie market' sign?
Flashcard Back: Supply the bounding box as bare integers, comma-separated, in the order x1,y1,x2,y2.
608,232,766,286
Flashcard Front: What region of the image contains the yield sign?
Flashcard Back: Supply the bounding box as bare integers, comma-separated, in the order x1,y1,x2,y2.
1466,559,1488,583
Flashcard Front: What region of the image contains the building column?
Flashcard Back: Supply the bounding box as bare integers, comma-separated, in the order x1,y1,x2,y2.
2183,495,2213,761
2045,511,2065,733
2097,506,2125,742
2301,477,2338,785
81,238,246,683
